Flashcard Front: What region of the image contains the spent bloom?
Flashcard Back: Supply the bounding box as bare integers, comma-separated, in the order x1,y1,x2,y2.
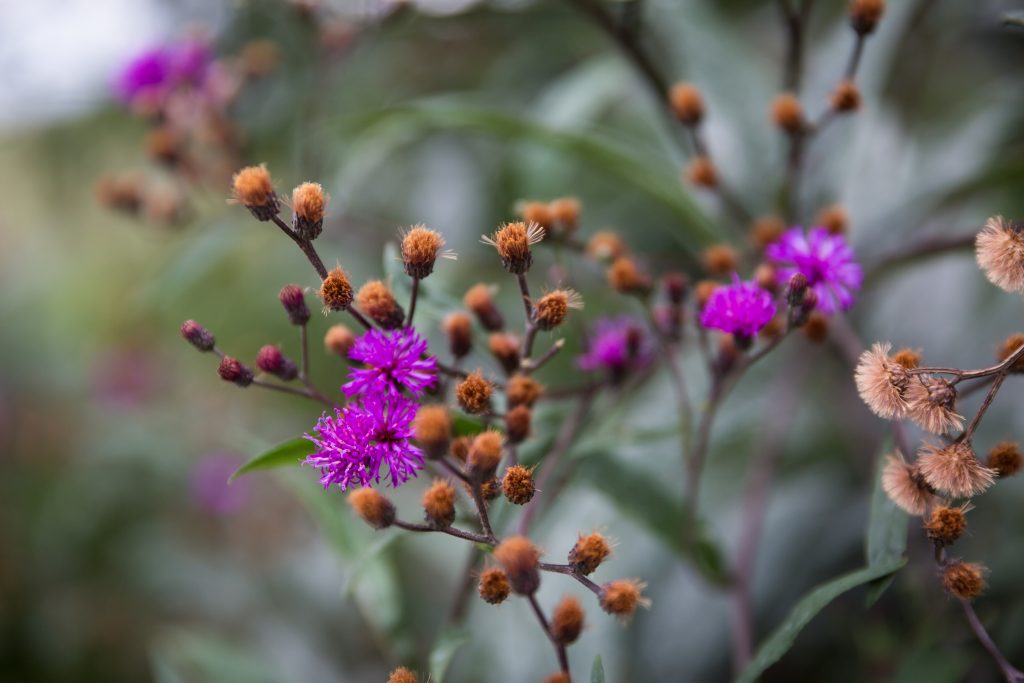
766,227,862,314
344,328,437,398
577,316,653,377
699,275,777,341
305,392,424,490
116,40,211,104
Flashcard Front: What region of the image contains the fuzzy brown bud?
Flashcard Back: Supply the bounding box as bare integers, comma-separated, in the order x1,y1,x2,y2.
750,215,786,249
600,579,650,620
181,320,215,352
278,284,311,325
520,201,553,230
997,333,1024,372
686,156,718,188
146,126,182,166
239,39,281,78
987,441,1022,477
849,0,885,35
785,272,809,307
550,596,585,645
231,164,279,221
535,289,582,331
586,231,628,262
320,267,354,312
256,345,298,380
324,324,356,357
218,356,254,387
356,280,405,329
702,244,739,277
507,375,544,408
608,256,652,295
942,561,985,601
401,224,448,279
801,311,829,343
891,348,921,370
489,333,522,374
456,371,493,414
422,479,456,528
771,93,805,134
443,312,473,358
413,404,451,459
502,465,535,505
549,197,581,234
543,675,571,683
478,568,511,604
494,536,541,595
387,667,419,683
831,81,861,113
451,436,471,463
348,488,395,529
694,280,719,310
468,430,503,480
291,182,327,240
924,505,968,546
569,533,612,576
483,221,544,274
464,284,504,331
663,272,689,305
669,82,705,125
505,405,532,444
755,263,778,293
817,205,849,235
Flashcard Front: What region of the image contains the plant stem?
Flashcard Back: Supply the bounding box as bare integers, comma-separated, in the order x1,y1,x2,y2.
393,520,495,546
527,594,570,675
270,214,328,280
406,277,420,328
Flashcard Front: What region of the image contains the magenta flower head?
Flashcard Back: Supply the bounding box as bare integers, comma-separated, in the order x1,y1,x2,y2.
344,328,438,398
116,40,211,104
305,392,425,489
699,275,776,345
578,316,654,380
766,227,862,314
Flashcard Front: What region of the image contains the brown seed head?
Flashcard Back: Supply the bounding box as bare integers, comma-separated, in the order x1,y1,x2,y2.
478,567,511,604
549,197,581,234
891,348,921,369
669,82,705,125
291,182,327,240
483,221,545,274
855,342,911,419
520,201,553,229
918,441,996,499
906,377,963,435
505,405,532,444
348,488,395,529
881,455,936,516
218,356,254,387
924,505,968,546
569,532,612,576
997,332,1024,371
750,215,786,249
586,231,628,262
422,479,457,528
755,263,779,293
817,205,849,235
976,216,1024,293
324,324,356,357
451,436,471,463
502,465,535,505
464,283,504,331
600,579,650,621
550,596,585,645
443,312,473,358
468,430,503,480
702,244,739,276
146,126,182,165
608,256,652,295
356,280,404,329
488,333,521,374
831,81,861,113
413,404,451,458
686,156,718,188
801,311,829,343
507,375,544,408
771,93,805,133
387,668,419,683
320,268,354,312
494,536,541,595
535,289,583,331
849,0,885,34
694,280,720,310
402,224,448,279
987,441,1022,477
942,561,986,601
480,476,501,500
231,164,279,220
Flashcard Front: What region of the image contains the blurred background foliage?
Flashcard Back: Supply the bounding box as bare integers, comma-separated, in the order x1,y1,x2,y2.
2,0,1024,681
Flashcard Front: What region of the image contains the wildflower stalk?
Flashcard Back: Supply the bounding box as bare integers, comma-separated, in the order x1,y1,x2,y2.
406,277,420,328
539,562,603,597
393,519,495,545
777,0,814,91
527,593,571,675
269,214,328,280
522,339,564,374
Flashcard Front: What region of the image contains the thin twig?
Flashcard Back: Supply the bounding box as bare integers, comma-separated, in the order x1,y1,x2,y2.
406,277,420,328
393,519,495,546
251,378,334,408
270,214,328,280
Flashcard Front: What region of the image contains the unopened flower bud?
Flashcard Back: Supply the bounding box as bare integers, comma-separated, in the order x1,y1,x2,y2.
422,479,456,528
478,567,511,604
663,272,689,305
468,430,503,481
494,536,541,595
413,404,451,459
402,224,448,279
464,284,504,331
550,596,585,645
489,334,521,374
600,579,650,620
181,320,215,352
291,182,327,240
849,0,885,35
324,324,356,357
387,667,420,683
320,267,354,312
278,284,311,325
535,289,582,331
356,280,405,330
256,345,298,380
443,312,473,358
505,405,532,444
942,561,985,601
831,81,861,113
483,221,544,274
231,164,279,221
669,82,705,125
702,244,738,276
686,157,718,188
771,93,805,134
502,465,535,505
218,356,254,387
569,532,612,576
785,272,809,307
348,488,395,529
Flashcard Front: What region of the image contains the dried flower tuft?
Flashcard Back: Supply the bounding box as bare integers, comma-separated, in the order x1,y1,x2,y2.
231,164,279,220
356,280,405,330
456,371,493,415
771,93,805,133
549,197,581,234
586,231,628,262
519,201,553,230
256,345,298,380
600,579,650,621
535,289,583,331
669,82,705,124
942,561,986,601
443,312,473,358
468,430,504,480
849,0,885,35
279,284,311,325
569,532,612,576
917,441,996,499
451,436,471,463
855,342,911,419
924,505,969,546
505,405,532,444
817,205,849,235
507,375,544,408
750,216,786,249
881,455,936,515
608,256,652,295
181,320,215,352
413,404,451,459
997,332,1024,371
494,536,541,595
906,377,963,435
702,244,739,276
348,488,395,529
464,284,504,331
891,347,921,370
478,567,511,604
482,221,544,274
402,224,451,279
550,596,585,645
987,441,1022,477
502,465,535,505
976,216,1024,293
488,333,521,374
218,356,254,387
324,324,356,357
319,267,354,312
387,667,420,683
291,182,327,240
422,479,456,528
686,156,718,188
831,81,861,113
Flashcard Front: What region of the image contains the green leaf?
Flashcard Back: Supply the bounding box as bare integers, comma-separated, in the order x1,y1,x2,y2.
590,655,606,683
429,627,471,683
864,446,908,606
229,437,313,482
452,413,486,437
732,557,907,683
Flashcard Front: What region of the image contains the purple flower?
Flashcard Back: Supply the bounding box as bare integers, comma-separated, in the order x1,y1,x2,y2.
699,276,776,339
578,316,654,376
305,392,424,489
116,40,210,103
190,453,248,515
344,328,437,398
766,227,862,314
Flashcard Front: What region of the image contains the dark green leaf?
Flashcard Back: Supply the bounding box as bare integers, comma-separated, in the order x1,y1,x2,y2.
429,627,471,683
732,557,907,683
229,437,313,482
864,446,908,606
452,413,486,437
590,655,605,683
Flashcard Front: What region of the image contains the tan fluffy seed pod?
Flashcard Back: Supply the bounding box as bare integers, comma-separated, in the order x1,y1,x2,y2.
502,465,535,505
771,93,805,133
422,479,456,528
356,280,404,329
987,441,1022,477
320,267,354,312
482,221,545,274
942,561,986,601
669,82,705,125
600,579,650,621
905,377,964,435
478,567,511,604
348,488,395,529
550,596,585,645
891,348,921,370
686,156,718,188
881,455,936,516
494,536,541,595
324,324,356,357
917,441,996,499
976,216,1024,293
569,532,612,576
535,289,583,331
413,404,451,458
456,371,493,414
854,342,911,419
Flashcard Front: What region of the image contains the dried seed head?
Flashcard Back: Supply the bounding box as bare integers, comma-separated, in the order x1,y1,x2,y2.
549,197,581,234
669,82,705,125
849,0,885,34
468,430,503,480
906,377,964,435
831,81,861,113
356,280,405,330
478,567,511,604
502,465,535,505
256,345,298,380
324,324,356,356
488,333,522,374
817,205,849,235
348,488,395,529
505,405,532,444
291,182,327,240
319,267,354,312
422,479,456,528
181,320,215,352
535,289,583,331
976,216,1024,293
855,342,912,419
451,436,471,463
586,231,628,262
231,164,279,220
891,347,921,370
480,476,501,500
702,244,739,276
997,332,1024,371
413,404,452,459
942,561,986,601
520,201,553,229
881,455,936,515
146,126,182,165
387,667,420,683
771,93,805,133
569,532,612,576
464,283,504,331
402,224,450,279
755,263,779,293
608,256,652,295
686,156,718,188
987,441,1022,477
694,280,720,310
482,221,544,274
494,536,541,595
918,441,996,499
550,596,585,645
750,215,786,249
801,311,829,343
924,505,968,546
507,375,544,408
278,284,310,325
442,312,473,358
218,356,254,387
600,579,650,621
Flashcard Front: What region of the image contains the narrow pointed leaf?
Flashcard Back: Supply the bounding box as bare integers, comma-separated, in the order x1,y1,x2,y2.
229,436,313,482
